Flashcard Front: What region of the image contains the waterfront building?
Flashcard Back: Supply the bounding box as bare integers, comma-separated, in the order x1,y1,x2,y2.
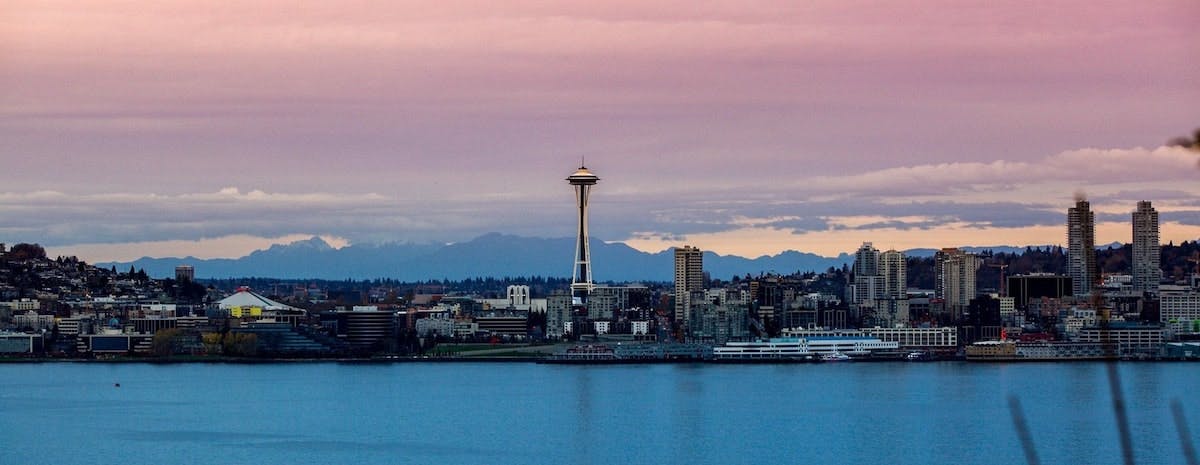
1068,199,1097,296
1076,323,1164,355
935,248,980,320
674,245,703,325
0,332,44,353
782,326,958,351
76,331,154,354
1160,286,1200,334
1132,201,1161,295
712,337,899,360
230,322,344,355
567,165,600,302
475,314,527,337
415,313,455,337
329,308,396,348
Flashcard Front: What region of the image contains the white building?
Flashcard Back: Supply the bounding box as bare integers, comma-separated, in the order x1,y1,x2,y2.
415,314,455,337
783,326,958,350
507,285,531,308
631,321,650,335
1161,287,1200,334
2,299,40,311
12,311,54,331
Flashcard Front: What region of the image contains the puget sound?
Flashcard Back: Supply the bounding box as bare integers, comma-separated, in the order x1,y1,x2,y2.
1,361,1195,465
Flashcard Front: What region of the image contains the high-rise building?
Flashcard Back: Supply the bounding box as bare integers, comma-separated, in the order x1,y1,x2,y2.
1068,199,1096,296
566,166,599,302
880,249,909,326
935,248,980,320
1132,201,1161,295
674,245,703,324
852,242,883,307
175,265,194,282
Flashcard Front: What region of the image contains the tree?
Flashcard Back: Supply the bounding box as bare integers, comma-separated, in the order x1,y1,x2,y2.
223,333,258,357
151,328,183,357
8,243,46,261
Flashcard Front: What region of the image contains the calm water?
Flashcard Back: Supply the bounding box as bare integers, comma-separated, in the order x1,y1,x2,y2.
1,361,1196,465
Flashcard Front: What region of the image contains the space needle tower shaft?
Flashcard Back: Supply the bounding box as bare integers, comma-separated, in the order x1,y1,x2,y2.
566,165,599,301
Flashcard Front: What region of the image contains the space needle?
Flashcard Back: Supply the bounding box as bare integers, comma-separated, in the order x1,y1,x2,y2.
567,165,599,303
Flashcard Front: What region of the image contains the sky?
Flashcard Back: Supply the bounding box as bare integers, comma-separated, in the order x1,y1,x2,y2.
2,1,1199,262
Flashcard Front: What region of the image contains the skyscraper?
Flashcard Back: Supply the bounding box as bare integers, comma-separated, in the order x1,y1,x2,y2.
566,165,599,302
1068,199,1096,296
1132,200,1161,295
880,249,909,326
852,242,883,309
674,245,703,324
935,248,979,321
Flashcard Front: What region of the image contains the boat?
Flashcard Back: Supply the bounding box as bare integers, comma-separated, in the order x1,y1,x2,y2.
905,351,935,361
821,352,852,362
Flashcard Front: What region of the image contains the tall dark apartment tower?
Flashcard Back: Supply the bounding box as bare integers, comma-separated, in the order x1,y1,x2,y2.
674,245,703,325
1132,201,1161,295
1067,200,1096,297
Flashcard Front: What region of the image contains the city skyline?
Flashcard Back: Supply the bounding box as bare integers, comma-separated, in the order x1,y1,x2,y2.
4,1,1200,262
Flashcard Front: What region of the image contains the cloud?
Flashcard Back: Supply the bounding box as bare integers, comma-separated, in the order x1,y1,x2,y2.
47,234,350,263
5,144,1199,261
3,2,1198,259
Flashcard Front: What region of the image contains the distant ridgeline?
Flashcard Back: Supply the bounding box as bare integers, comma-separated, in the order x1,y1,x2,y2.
55,234,1200,284
3,238,1199,301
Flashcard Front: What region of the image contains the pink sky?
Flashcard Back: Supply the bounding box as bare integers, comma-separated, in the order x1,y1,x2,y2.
2,1,1199,261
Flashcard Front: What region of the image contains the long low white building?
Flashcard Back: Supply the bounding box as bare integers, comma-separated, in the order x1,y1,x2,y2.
782,326,957,349
713,337,899,360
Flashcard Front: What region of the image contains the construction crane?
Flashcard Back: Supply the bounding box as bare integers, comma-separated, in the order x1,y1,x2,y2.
988,263,1009,297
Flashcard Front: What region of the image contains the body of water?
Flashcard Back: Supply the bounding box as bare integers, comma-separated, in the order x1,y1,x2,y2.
1,361,1195,464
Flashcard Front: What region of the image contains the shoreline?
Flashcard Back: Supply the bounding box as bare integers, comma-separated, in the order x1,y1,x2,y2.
2,356,1196,365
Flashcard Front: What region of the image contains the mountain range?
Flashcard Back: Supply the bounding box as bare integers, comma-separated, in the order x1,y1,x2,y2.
100,233,1039,282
